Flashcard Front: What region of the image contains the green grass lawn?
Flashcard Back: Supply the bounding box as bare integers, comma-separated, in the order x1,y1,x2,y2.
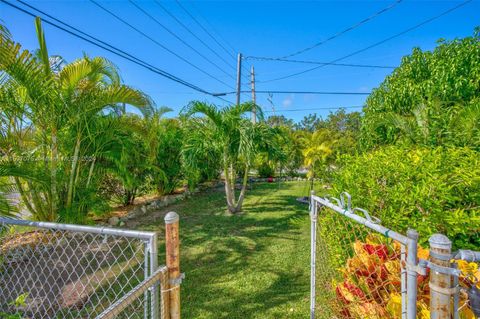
134,181,312,319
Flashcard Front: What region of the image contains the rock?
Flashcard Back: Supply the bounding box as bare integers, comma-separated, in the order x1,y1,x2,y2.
119,221,125,227
149,201,158,210
108,216,119,226
126,207,140,219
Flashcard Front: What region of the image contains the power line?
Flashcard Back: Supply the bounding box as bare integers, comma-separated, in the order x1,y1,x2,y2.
128,0,235,82
89,0,234,89
187,0,252,82
265,106,364,113
281,0,403,59
3,0,234,104
175,0,251,78
190,1,238,56
214,90,371,96
175,0,235,60
245,56,396,69
153,0,237,73
262,0,473,83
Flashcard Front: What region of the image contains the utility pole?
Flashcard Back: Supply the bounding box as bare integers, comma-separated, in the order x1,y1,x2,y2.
251,65,256,124
236,53,242,106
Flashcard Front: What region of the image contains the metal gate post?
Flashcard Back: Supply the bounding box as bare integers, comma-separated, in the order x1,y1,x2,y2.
309,190,317,319
429,234,452,319
406,229,419,319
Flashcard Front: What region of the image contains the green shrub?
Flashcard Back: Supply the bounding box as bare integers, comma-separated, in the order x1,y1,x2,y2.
362,30,480,150
257,162,275,178
329,146,480,249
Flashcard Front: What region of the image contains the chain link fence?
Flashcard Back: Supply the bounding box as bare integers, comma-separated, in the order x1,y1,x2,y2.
310,192,480,319
0,216,168,319
310,192,418,319
452,250,480,318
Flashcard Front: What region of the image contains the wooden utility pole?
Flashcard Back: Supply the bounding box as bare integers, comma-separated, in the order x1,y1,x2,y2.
251,65,256,124
236,53,242,106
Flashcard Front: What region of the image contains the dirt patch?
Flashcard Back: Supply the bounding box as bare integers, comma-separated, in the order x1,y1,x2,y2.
0,230,144,318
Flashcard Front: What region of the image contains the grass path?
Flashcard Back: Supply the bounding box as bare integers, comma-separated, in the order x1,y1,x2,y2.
134,181,311,319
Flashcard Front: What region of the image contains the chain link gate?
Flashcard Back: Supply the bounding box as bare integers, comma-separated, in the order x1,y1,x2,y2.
309,192,480,319
309,192,419,319
0,212,181,319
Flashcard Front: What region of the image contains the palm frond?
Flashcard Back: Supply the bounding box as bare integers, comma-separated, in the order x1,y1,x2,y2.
34,17,51,76
181,101,223,128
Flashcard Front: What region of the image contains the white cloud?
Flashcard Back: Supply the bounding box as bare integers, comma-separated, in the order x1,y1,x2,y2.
282,94,294,108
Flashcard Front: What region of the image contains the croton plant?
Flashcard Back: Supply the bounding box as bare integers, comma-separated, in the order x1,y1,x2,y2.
332,234,479,318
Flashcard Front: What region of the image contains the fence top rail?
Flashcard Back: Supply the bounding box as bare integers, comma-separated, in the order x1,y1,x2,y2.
0,216,156,241
454,250,480,262
311,194,409,246
95,265,168,319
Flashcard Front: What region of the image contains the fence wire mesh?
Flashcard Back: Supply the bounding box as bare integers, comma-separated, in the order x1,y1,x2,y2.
0,219,161,319
311,194,480,319
452,253,480,318
315,205,412,319
95,267,170,319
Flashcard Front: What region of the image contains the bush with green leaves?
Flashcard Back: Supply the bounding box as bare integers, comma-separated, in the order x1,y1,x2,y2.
362,28,480,150
152,118,184,195
257,162,275,178
329,146,480,249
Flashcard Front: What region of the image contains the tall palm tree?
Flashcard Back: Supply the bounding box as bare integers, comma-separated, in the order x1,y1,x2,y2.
0,18,154,221
182,101,275,214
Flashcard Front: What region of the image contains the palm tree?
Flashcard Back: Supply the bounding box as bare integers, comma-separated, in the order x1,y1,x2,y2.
0,18,154,221
182,101,275,214
0,164,45,216
299,129,334,190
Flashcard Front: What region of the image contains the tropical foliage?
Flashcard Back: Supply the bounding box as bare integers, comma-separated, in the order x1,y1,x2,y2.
0,19,292,221
0,17,478,257
182,101,281,213
331,146,480,249
0,19,155,222
334,236,477,319
362,29,480,150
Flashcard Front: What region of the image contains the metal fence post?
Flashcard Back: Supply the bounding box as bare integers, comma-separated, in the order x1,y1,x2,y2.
429,234,452,319
406,229,419,319
165,212,181,319
149,233,159,318
309,190,317,319
144,242,150,319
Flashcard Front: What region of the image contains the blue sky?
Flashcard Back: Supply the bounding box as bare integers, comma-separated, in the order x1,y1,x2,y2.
1,0,479,122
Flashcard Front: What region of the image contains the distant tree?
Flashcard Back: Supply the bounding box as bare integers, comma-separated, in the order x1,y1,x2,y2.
295,113,320,132
266,115,295,128
298,129,334,189
320,109,362,134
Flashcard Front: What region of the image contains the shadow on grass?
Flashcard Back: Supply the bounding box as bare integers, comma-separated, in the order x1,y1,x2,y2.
136,182,310,319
